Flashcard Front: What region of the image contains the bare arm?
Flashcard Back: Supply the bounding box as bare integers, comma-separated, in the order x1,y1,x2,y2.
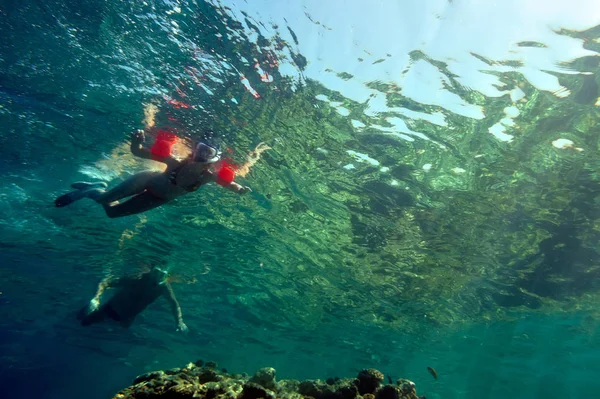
90,279,108,304
162,282,187,332
91,276,130,302
83,275,135,316
86,277,116,312
224,181,252,194
205,169,251,194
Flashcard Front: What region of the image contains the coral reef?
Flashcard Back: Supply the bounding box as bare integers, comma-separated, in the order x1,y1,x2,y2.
355,369,384,394
112,363,424,399
249,367,278,391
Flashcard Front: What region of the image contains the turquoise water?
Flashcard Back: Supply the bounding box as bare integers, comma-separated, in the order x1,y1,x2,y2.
1,1,600,398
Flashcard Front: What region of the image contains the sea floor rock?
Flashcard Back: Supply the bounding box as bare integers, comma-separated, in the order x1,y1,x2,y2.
112,363,424,399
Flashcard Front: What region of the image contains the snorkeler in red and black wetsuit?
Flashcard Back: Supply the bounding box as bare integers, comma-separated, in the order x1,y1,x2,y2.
54,130,251,218
78,267,188,332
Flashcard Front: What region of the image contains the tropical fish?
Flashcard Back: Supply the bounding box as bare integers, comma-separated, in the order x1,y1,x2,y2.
427,366,437,380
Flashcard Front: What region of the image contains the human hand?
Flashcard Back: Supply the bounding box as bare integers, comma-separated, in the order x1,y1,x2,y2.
86,298,100,315
132,129,145,144
177,321,189,334
239,186,252,195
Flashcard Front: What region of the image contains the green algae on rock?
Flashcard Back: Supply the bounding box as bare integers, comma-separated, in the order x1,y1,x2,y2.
112,364,423,399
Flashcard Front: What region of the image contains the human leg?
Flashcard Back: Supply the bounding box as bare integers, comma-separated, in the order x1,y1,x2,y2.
102,190,169,218
54,182,108,207
88,171,162,204
55,171,160,208
71,182,108,190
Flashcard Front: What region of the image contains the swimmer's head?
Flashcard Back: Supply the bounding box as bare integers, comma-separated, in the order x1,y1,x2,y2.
149,266,169,284
192,142,221,163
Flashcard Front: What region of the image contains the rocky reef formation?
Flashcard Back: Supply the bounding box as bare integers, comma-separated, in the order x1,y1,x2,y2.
112,362,424,399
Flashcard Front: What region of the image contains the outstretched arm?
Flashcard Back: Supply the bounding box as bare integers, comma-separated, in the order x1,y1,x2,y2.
207,170,251,194
130,130,179,168
85,276,125,313
163,282,188,333
91,278,110,304
224,181,252,194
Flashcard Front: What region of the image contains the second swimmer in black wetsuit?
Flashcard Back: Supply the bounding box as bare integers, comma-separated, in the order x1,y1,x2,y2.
78,267,188,332
54,130,251,218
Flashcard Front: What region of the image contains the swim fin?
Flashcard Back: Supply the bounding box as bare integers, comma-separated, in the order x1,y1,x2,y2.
55,189,90,207
56,182,108,207
71,181,108,190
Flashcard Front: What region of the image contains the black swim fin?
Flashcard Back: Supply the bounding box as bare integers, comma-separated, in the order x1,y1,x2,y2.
56,181,107,208
55,189,90,207
71,181,108,190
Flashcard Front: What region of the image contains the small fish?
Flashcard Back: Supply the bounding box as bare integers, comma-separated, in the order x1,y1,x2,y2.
427,366,437,380
387,375,393,384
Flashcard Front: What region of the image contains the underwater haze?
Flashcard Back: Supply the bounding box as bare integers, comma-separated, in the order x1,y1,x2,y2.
1,0,600,398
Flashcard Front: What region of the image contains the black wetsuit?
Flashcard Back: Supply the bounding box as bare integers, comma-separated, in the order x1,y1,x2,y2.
167,162,208,192
80,276,169,328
